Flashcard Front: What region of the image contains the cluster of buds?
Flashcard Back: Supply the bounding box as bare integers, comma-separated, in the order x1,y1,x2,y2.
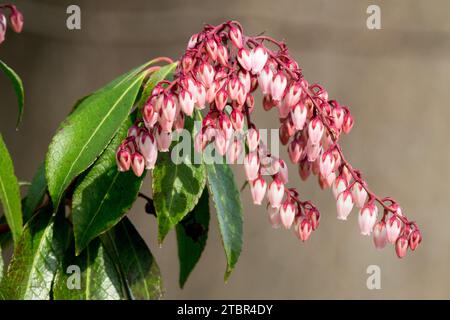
117,21,421,258
0,4,23,44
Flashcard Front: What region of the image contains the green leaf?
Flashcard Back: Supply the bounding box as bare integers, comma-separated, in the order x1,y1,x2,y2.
136,62,178,110
152,116,206,243
205,163,243,281
1,209,69,299
176,188,210,288
0,60,25,129
0,134,23,243
22,163,47,223
102,218,163,300
72,116,145,254
45,64,147,209
52,238,125,300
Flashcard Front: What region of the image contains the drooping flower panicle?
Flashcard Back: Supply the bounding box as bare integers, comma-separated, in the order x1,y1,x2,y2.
117,21,421,258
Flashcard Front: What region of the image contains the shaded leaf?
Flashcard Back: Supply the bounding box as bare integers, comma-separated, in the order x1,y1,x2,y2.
46,64,147,209
1,209,69,299
205,163,243,281
0,134,23,243
22,163,47,223
152,116,206,243
72,117,144,254
0,59,25,129
52,238,125,300
102,218,163,300
176,188,209,288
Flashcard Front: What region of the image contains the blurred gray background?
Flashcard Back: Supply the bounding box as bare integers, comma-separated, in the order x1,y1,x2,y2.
0,0,448,299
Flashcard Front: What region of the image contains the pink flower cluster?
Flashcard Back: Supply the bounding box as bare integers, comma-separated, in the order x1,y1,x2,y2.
0,4,23,44
116,21,421,258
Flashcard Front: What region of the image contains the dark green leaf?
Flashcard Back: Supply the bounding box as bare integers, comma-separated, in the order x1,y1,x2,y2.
152,116,206,243
176,188,209,288
1,209,69,299
102,218,163,300
206,163,243,281
0,59,25,129
52,238,125,300
0,246,3,284
0,134,23,243
72,117,144,254
45,65,147,209
22,163,47,223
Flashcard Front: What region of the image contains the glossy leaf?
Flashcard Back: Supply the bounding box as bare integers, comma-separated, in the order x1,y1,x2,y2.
72,117,144,254
0,59,25,129
176,188,210,288
22,163,47,222
152,116,206,243
52,238,125,300
46,65,147,209
1,209,69,299
206,163,243,281
0,134,23,243
102,218,163,300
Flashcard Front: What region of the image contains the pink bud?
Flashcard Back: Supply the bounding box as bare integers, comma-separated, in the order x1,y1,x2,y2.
358,203,378,236
251,46,268,74
179,90,195,116
291,102,307,130
319,151,335,178
267,179,285,208
143,102,158,129
131,152,145,177
299,160,311,181
352,182,368,208
258,66,273,95
280,200,296,229
198,62,215,88
373,221,388,249
227,77,241,101
308,117,324,145
271,72,287,102
236,84,247,107
297,218,313,242
386,215,402,243
238,70,251,94
162,94,177,122
268,206,281,229
332,175,348,199
309,209,321,230
247,128,260,152
127,125,139,138
227,139,242,164
278,100,291,119
250,176,267,205
336,190,354,220
306,139,321,162
409,230,422,251
288,138,304,164
174,113,185,132
206,38,218,61
158,115,174,133
182,77,198,102
187,33,198,49
116,148,131,172
395,236,409,258
206,80,220,104
195,84,207,109
244,152,260,181
9,8,23,33
138,131,158,169
217,45,229,66
218,114,233,140
214,130,228,156
237,48,252,71
194,132,206,153
214,89,228,111
229,25,243,48
332,105,345,130
181,54,194,73
263,95,276,111
230,109,244,132
277,159,289,184
284,83,302,108
342,110,354,134
156,127,172,152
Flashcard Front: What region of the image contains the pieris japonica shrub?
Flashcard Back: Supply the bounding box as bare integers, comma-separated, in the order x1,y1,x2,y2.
0,12,421,300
